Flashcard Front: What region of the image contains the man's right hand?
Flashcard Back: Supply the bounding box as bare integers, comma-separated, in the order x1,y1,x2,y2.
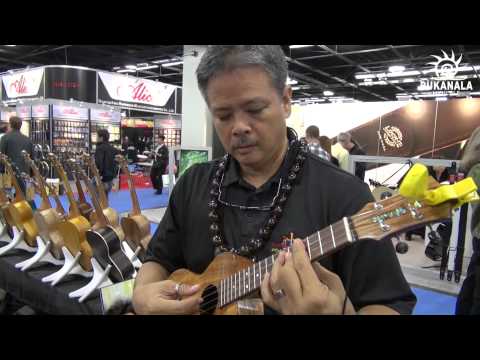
132,280,203,315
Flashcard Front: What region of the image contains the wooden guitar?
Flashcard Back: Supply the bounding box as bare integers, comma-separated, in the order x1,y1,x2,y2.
169,190,457,315
71,160,134,283
0,154,38,247
22,151,66,259
0,176,15,240
48,153,93,271
116,154,151,260
64,155,93,221
83,153,120,229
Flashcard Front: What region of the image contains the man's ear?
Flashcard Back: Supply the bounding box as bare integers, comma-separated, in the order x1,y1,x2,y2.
282,85,293,118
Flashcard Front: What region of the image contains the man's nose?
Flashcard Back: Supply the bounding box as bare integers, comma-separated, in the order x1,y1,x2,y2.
231,113,252,136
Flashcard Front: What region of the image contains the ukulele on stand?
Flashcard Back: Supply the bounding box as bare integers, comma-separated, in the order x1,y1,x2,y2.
71,159,134,283
22,151,66,259
44,181,67,219
0,174,16,240
116,154,151,260
0,154,38,247
83,153,120,229
48,153,93,271
64,154,93,221
169,187,465,315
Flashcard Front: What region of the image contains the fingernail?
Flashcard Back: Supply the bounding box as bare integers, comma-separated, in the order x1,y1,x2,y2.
191,284,200,291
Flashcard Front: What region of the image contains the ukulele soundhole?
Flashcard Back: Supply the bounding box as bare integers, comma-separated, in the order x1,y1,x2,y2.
199,284,218,315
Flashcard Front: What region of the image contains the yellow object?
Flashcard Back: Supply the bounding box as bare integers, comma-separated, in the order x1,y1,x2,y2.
332,143,349,171
399,163,479,208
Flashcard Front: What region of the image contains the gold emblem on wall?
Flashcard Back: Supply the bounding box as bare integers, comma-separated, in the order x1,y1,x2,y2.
378,125,403,151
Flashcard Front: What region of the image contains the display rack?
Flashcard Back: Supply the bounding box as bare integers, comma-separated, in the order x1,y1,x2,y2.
16,104,31,137
31,104,50,150
90,108,121,152
52,104,89,169
154,115,182,148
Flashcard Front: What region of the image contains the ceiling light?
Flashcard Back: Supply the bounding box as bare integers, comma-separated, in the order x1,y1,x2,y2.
136,65,159,71
289,45,315,49
112,67,121,71
386,70,421,78
286,77,298,85
323,90,334,96
403,78,416,83
125,65,137,70
291,86,300,91
5,45,16,47
137,63,149,67
436,97,448,101
117,69,137,73
355,74,376,80
151,59,171,64
162,61,183,67
389,65,406,73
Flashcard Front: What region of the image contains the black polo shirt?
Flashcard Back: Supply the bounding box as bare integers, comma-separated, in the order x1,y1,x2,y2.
145,146,417,314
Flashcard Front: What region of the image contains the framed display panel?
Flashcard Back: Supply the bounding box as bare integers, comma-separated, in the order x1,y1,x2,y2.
31,104,50,150
91,108,122,152
52,104,89,169
16,105,31,138
154,114,181,148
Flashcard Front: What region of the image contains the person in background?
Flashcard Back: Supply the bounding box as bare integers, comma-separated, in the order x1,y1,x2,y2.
319,135,340,167
0,116,33,196
150,135,169,195
137,136,146,154
337,132,366,181
0,124,8,141
331,140,350,171
95,129,121,200
305,125,330,161
122,136,131,154
456,127,480,315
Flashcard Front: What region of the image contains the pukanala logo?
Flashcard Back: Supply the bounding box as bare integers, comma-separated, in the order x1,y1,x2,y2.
420,50,473,92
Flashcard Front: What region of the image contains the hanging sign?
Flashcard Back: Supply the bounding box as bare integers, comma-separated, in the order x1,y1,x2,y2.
98,71,176,113
1,68,45,100
91,108,121,123
52,104,88,120
16,105,32,119
32,104,49,118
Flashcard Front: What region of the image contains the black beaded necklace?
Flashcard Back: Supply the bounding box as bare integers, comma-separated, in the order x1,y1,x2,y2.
208,131,309,260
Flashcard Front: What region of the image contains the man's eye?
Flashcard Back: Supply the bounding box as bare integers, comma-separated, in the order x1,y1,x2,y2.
248,107,265,114
217,114,232,121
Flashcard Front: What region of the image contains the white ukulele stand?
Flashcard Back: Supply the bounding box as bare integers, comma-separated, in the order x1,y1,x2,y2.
0,229,37,256
69,258,113,303
122,241,143,269
42,246,93,286
15,237,64,271
0,223,7,239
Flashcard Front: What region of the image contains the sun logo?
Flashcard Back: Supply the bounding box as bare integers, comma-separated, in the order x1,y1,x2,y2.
428,50,463,80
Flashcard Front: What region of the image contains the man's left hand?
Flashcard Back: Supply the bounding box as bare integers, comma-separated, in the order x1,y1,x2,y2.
260,239,356,315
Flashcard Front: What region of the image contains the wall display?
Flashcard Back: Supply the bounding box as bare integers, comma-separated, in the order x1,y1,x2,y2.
1,68,45,101
44,67,97,103
31,104,50,149
16,104,31,137
154,115,181,148
98,71,177,113
90,109,121,151
52,105,89,166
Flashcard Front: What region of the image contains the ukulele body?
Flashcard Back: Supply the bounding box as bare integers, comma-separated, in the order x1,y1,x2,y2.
56,215,93,271
86,226,135,283
71,202,93,221
169,252,264,315
34,208,65,259
9,200,38,247
90,207,119,228
121,214,151,260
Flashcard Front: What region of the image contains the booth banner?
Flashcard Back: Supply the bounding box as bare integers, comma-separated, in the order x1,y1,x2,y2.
97,71,177,113
90,108,121,123
155,115,181,129
1,68,45,100
16,105,32,119
44,67,97,103
0,108,16,121
52,104,88,120
32,104,49,118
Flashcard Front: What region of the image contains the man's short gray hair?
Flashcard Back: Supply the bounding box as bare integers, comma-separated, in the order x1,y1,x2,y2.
196,45,288,101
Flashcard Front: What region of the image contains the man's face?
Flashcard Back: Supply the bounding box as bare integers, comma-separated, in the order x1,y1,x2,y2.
338,138,349,150
206,66,291,168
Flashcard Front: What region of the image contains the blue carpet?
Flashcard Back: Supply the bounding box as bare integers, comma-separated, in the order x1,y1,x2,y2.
33,187,170,215
412,287,457,315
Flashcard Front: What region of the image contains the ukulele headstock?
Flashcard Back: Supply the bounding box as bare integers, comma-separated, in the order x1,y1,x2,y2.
351,194,454,241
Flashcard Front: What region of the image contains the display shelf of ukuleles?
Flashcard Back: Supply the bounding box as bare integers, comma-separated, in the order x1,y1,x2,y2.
0,150,151,304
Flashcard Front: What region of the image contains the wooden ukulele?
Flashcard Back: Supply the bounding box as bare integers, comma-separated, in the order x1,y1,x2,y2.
115,154,151,260
83,153,120,229
169,191,458,315
0,154,39,247
44,181,67,219
64,154,93,221
48,153,93,271
71,160,134,283
0,175,16,240
22,151,66,259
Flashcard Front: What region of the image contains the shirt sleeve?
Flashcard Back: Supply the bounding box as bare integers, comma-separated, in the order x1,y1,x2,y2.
333,179,417,315
144,175,187,273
